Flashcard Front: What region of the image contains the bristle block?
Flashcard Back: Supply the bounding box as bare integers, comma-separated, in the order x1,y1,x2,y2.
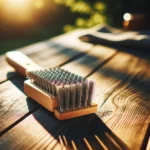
26,67,96,114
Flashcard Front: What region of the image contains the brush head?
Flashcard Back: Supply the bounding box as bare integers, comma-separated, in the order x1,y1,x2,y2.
27,68,95,112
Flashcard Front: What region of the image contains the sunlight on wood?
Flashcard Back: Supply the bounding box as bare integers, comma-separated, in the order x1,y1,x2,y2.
83,138,93,150
71,140,77,150
94,135,108,150
105,132,123,150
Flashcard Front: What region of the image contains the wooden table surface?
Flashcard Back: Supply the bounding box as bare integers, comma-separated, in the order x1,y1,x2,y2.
0,29,150,150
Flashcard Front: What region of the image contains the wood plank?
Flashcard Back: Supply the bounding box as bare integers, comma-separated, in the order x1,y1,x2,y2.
26,29,93,68
62,45,116,77
0,109,65,150
134,117,150,150
0,108,125,150
20,29,92,56
0,77,39,133
0,29,92,83
0,108,86,149
88,52,150,149
1,51,149,149
88,52,150,108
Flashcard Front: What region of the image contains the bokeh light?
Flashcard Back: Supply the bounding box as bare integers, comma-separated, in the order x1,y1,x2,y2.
123,13,132,21
34,0,45,9
1,0,32,22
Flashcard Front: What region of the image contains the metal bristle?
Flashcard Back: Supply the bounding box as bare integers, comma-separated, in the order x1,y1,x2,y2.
88,81,95,105
84,80,89,106
70,84,76,109
76,83,83,108
56,85,64,112
64,85,70,110
27,67,95,112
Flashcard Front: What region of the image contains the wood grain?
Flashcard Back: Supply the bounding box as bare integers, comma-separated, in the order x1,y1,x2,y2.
26,30,93,68
88,52,149,108
0,77,38,133
0,108,97,149
0,109,65,150
0,107,129,150
62,45,116,77
88,52,150,149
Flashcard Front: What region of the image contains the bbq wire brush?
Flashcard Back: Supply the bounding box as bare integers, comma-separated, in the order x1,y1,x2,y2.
6,51,97,120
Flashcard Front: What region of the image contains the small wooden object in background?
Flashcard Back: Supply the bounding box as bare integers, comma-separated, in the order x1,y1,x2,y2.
6,51,98,120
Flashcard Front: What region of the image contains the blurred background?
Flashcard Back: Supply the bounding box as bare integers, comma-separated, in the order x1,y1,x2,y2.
0,0,150,55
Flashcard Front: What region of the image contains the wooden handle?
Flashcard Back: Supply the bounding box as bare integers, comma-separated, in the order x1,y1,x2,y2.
5,51,41,76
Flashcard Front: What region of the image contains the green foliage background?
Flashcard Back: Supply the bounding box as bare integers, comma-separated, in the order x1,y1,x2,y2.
54,0,147,32
54,0,123,32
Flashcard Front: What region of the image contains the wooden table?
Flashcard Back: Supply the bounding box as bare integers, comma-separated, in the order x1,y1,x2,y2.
0,29,150,150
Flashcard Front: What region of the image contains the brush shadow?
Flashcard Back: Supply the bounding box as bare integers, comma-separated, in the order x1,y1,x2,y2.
6,72,130,149
6,74,40,109
27,104,129,150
